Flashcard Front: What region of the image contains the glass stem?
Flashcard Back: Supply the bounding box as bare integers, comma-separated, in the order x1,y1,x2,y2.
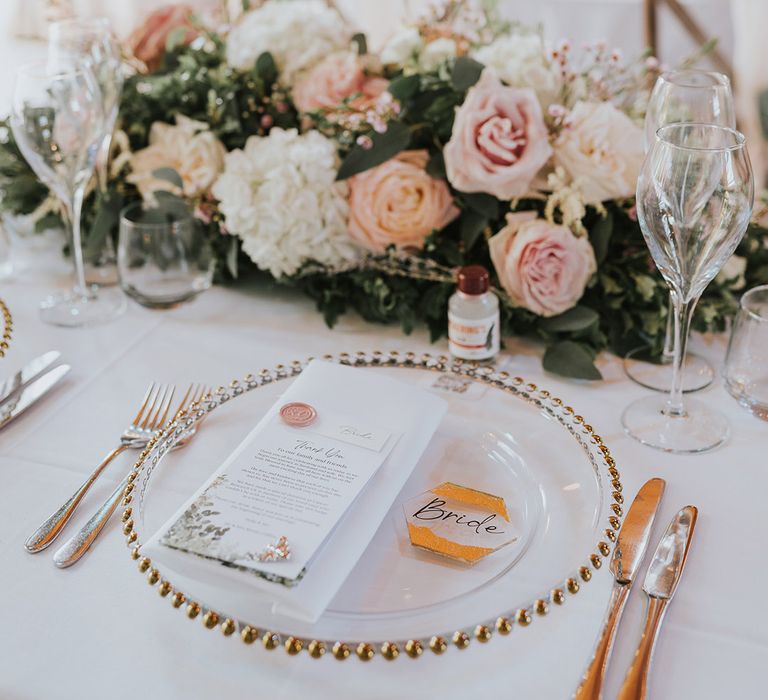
660,295,675,364
666,294,697,417
67,186,88,297
96,133,112,194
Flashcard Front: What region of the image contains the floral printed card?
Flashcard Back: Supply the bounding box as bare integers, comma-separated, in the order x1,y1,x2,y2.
145,360,447,621
159,413,398,585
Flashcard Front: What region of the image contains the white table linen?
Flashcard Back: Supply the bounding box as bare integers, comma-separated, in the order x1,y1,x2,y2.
1,236,767,700
1,21,767,700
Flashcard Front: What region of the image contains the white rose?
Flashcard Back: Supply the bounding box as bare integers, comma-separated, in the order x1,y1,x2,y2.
380,26,423,67
716,254,747,289
420,37,458,71
472,34,558,104
226,0,350,84
128,115,226,198
553,101,644,204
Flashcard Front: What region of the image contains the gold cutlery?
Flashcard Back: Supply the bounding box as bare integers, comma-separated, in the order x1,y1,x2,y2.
24,383,191,553
574,478,666,700
53,384,208,567
617,505,698,700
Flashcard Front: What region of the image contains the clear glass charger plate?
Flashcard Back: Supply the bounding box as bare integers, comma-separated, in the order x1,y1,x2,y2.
126,351,623,661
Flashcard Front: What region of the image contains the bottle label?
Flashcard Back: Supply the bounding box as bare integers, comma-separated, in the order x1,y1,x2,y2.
448,310,500,360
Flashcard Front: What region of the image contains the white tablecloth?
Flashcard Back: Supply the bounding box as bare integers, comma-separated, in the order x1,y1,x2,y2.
2,243,767,700
1,21,767,700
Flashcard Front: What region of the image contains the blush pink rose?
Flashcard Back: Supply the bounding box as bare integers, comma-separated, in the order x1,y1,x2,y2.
129,5,199,73
348,150,459,252
444,69,552,199
293,52,366,112
489,212,596,317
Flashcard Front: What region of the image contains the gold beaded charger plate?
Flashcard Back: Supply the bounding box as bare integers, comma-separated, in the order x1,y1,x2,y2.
125,351,622,661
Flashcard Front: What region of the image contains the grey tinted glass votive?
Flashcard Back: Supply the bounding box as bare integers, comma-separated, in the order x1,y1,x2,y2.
724,284,768,420
118,200,214,309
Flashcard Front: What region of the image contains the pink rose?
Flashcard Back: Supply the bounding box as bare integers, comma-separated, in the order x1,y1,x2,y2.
129,4,199,73
444,69,552,199
348,150,459,252
489,212,596,317
293,52,366,112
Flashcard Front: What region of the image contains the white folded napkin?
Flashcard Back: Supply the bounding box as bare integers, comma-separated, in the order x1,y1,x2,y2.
143,360,447,622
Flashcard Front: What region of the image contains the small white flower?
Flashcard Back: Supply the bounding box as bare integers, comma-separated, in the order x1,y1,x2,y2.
472,34,559,105
419,38,458,71
380,26,424,67
212,128,360,278
226,0,350,84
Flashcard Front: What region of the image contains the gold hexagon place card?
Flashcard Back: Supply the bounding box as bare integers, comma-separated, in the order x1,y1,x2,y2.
403,482,518,564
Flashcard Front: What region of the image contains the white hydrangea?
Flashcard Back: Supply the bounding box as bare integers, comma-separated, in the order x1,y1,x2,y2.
212,128,359,278
472,34,559,104
226,0,350,84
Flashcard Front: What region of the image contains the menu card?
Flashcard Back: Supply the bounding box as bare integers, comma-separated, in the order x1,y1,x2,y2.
144,360,447,622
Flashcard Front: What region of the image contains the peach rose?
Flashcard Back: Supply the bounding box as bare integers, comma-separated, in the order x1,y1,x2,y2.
489,212,596,317
129,5,199,73
348,150,459,252
444,69,552,200
293,52,366,112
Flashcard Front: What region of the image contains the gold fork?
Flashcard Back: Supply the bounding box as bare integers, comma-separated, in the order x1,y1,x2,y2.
25,383,184,553
52,385,209,568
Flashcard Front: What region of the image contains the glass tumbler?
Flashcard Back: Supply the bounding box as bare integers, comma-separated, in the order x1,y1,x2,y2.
118,201,214,309
723,285,768,420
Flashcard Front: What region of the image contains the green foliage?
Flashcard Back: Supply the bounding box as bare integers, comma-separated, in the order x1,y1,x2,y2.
2,29,768,381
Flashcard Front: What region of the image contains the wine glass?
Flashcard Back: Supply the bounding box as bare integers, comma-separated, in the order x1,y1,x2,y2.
49,17,123,194
10,62,125,326
49,17,124,287
625,70,736,393
622,124,753,453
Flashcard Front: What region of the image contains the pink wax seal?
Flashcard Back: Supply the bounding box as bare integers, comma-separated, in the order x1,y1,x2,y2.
279,402,317,427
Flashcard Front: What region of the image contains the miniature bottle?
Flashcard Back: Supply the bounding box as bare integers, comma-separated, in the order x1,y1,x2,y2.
448,265,500,363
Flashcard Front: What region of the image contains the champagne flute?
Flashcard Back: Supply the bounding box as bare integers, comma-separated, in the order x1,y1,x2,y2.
622,124,753,453
625,70,736,392
10,62,125,326
49,17,124,287
49,17,123,194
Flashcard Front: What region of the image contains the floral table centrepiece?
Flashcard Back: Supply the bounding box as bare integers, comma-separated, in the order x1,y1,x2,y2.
1,0,767,378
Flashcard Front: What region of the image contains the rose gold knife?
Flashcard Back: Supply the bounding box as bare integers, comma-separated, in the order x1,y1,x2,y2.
573,477,666,700
617,505,698,700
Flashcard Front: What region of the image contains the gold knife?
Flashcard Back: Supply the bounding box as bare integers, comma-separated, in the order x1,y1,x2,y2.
617,505,698,700
573,477,666,700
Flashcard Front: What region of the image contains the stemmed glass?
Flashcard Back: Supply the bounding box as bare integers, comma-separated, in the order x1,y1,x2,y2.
624,70,736,392
48,17,123,194
49,17,124,287
622,124,753,453
10,63,125,326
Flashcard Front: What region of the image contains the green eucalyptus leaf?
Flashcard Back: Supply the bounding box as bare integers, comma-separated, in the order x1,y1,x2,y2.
226,237,239,279
462,191,499,219
151,167,184,190
589,211,613,265
426,151,446,179
539,305,599,333
387,74,420,101
351,32,368,56
451,56,484,92
255,51,278,85
461,210,487,250
336,122,411,180
543,341,602,380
